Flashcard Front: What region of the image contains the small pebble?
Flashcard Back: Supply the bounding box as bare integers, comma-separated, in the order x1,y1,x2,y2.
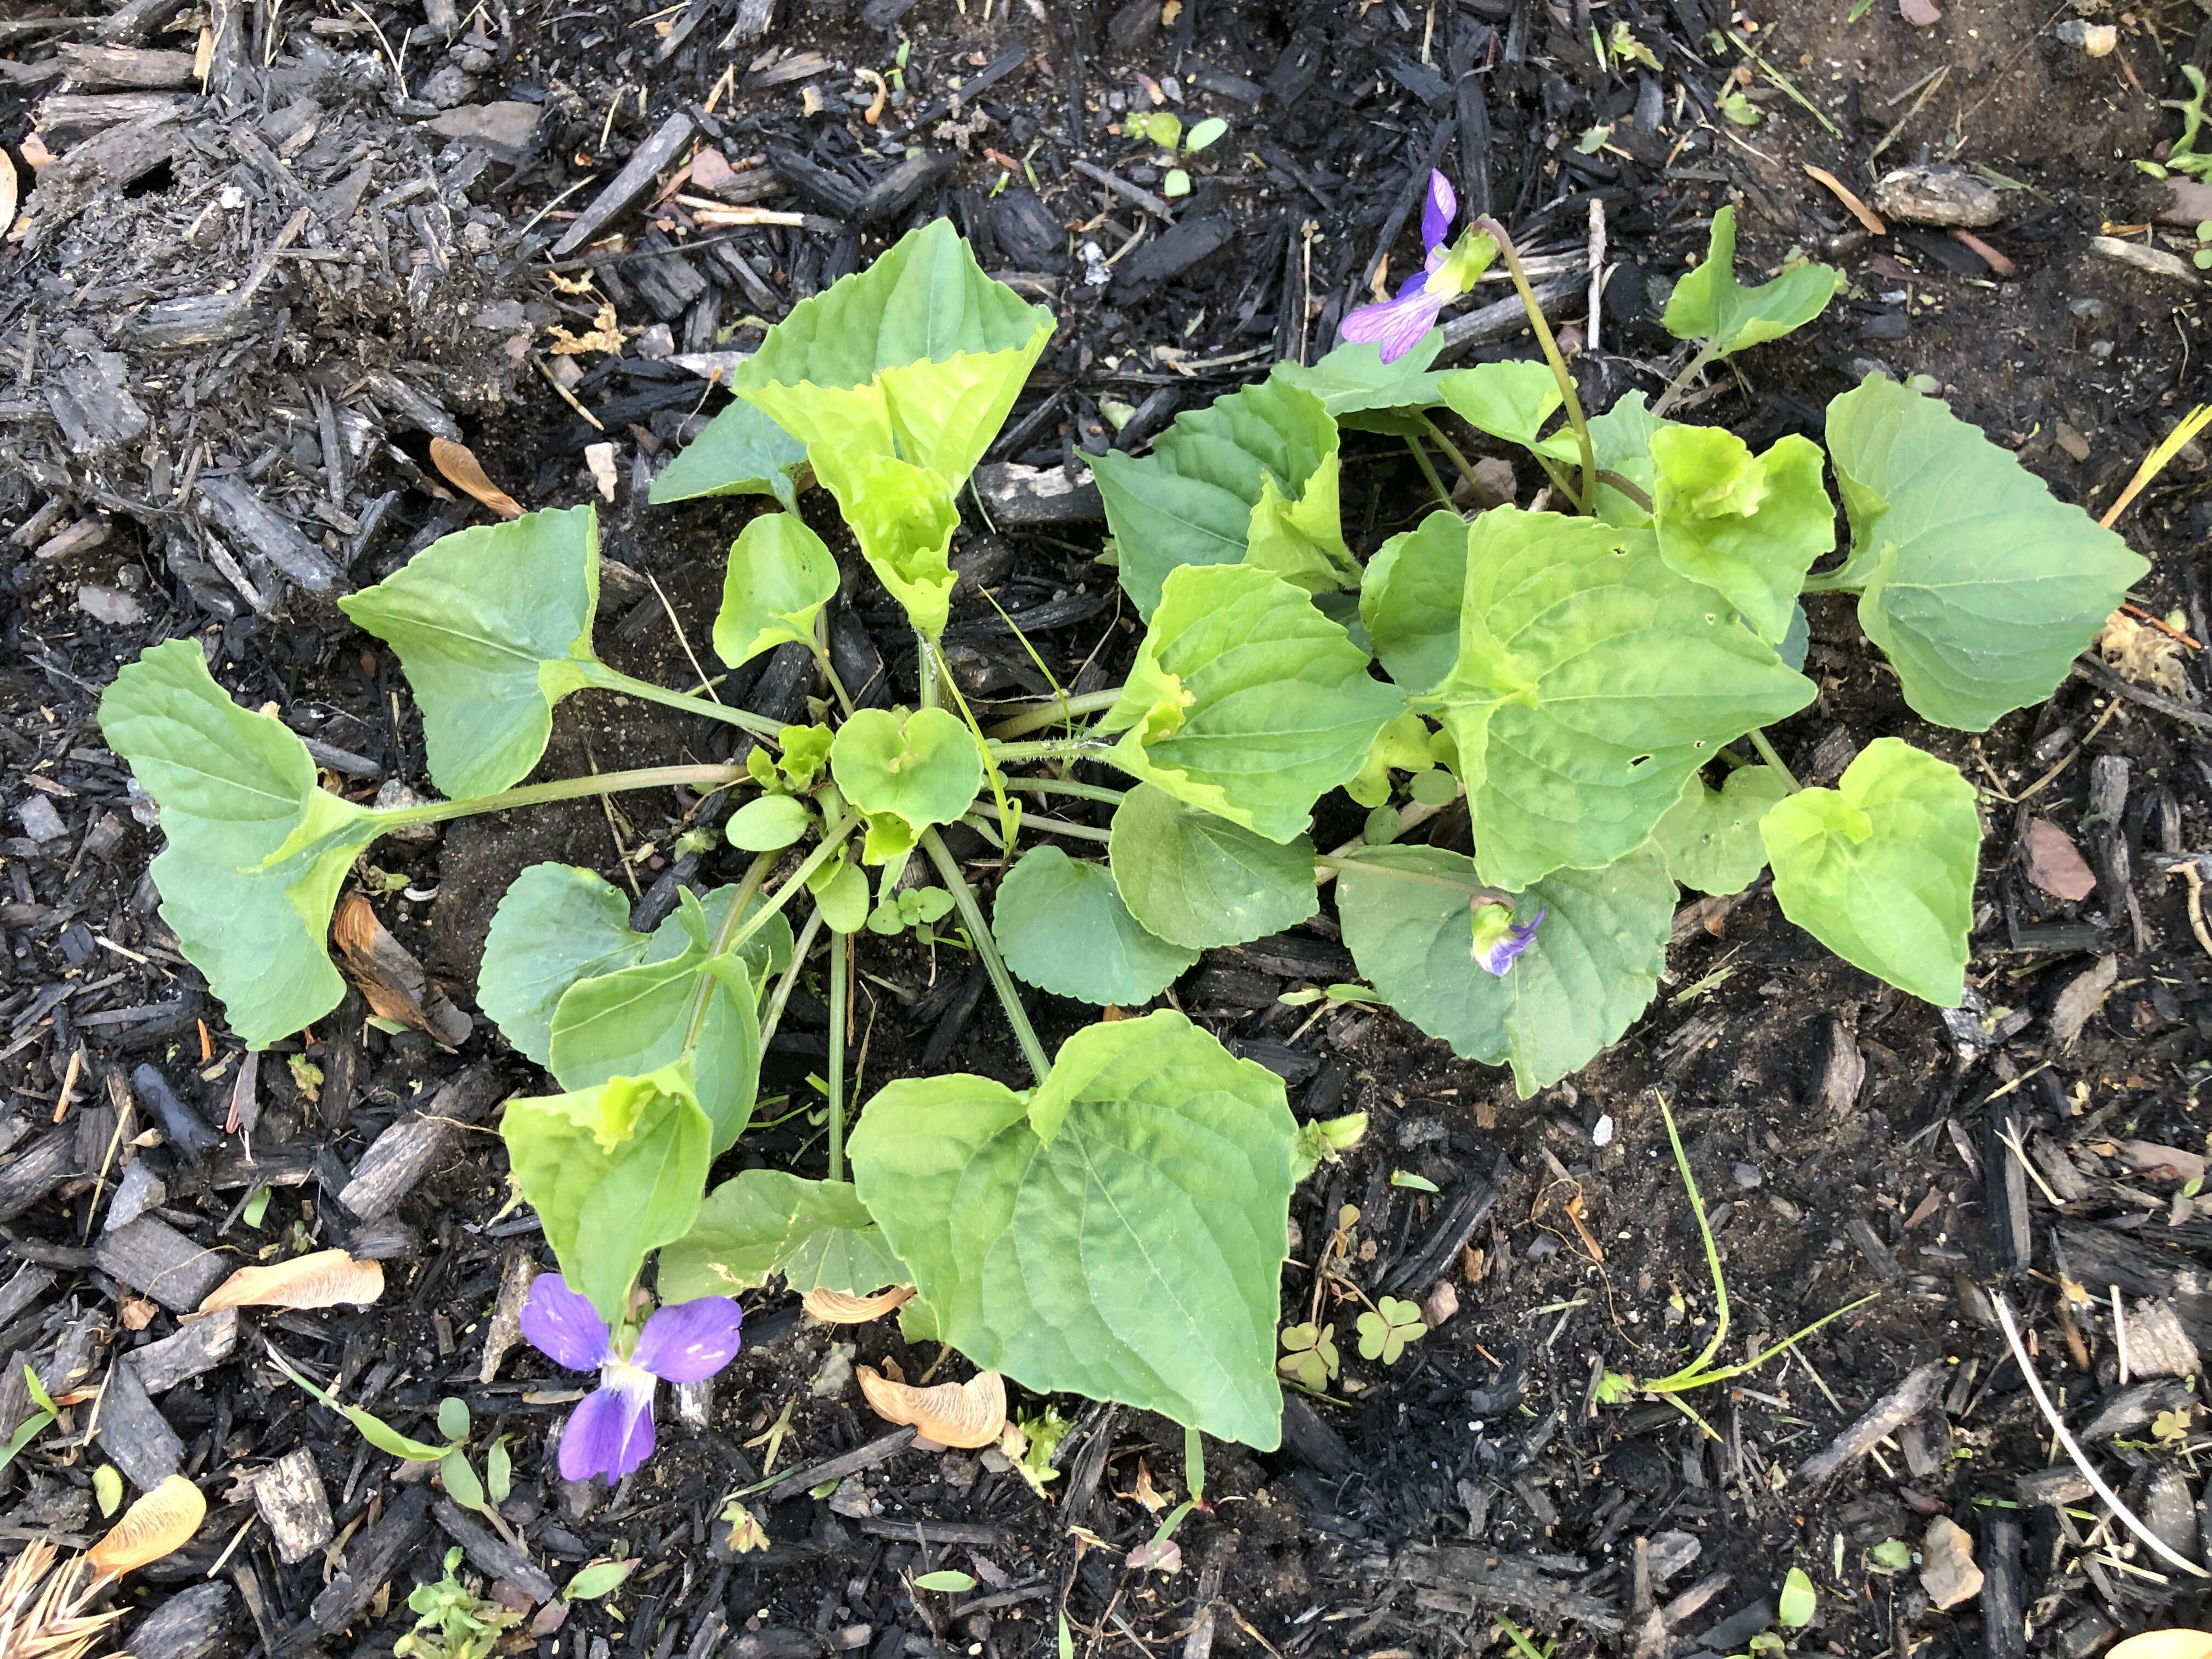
1731,1163,1762,1189
2053,18,2117,55
15,795,66,843
1873,163,2002,229
1919,1517,1983,1610
77,584,146,625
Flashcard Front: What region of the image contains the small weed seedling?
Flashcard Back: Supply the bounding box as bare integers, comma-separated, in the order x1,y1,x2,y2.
1122,107,1228,197
394,1550,520,1659
103,188,2149,1463
1595,1097,1876,1436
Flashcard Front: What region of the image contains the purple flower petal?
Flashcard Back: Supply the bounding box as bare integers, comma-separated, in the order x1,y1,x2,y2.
1475,907,1546,978
1338,280,1444,365
1419,170,1458,253
559,1368,657,1483
631,1296,744,1384
522,1273,612,1374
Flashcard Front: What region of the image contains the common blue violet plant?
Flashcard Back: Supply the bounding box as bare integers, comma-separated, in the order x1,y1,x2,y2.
521,1275,743,1482
95,208,2152,1460
1338,171,1496,362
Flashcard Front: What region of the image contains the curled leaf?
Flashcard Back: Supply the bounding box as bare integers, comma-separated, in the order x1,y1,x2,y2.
802,1285,916,1324
88,1474,206,1577
332,894,472,1047
202,1249,385,1312
856,1365,1007,1448
429,436,525,521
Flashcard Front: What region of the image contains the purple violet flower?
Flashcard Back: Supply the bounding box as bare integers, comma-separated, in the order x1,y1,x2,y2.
522,1274,743,1483
1469,901,1545,978
1338,171,1497,364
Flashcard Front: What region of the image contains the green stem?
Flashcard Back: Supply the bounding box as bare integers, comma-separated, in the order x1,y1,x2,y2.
757,905,826,1054
724,814,857,960
1404,435,1454,511
962,810,1111,845
813,612,857,718
1594,469,1654,515
1475,215,1595,512
578,662,788,743
1745,728,1802,792
1650,342,1720,420
683,848,779,1047
827,928,848,1182
984,689,1126,741
921,827,1050,1086
916,628,940,710
985,738,1119,766
1413,413,1481,494
376,763,746,829
1010,777,1127,806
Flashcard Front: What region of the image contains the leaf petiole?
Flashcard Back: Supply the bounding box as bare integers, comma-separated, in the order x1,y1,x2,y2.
984,688,1126,741
1403,435,1455,512
985,738,1119,766
682,847,782,1049
375,763,748,830
827,930,849,1181
1474,215,1596,512
921,827,1051,1085
1649,342,1721,420
575,661,789,743
1744,729,1802,792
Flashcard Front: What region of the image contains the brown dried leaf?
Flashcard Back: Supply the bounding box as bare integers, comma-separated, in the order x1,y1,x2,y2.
201,1249,385,1312
546,300,624,357
2095,612,2193,700
428,435,525,521
856,1365,1007,1448
88,1474,206,1577
802,1285,915,1324
331,893,472,1047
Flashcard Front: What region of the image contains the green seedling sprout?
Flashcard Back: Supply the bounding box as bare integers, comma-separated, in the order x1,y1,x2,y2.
1125,108,1229,198
1595,1096,1876,1437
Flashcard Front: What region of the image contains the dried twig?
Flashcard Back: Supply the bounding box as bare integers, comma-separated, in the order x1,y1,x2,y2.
1991,1290,2209,1579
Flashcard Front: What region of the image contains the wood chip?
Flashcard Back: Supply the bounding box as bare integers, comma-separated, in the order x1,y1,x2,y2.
201,1249,383,1312
88,1474,206,1577
856,1365,1007,1448
427,436,524,521
253,1447,335,1564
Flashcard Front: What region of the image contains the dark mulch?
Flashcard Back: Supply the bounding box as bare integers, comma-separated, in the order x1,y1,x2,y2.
5,0,2212,1656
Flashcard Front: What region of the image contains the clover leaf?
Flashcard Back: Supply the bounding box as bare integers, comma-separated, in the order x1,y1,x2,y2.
1355,1297,1425,1365
713,512,839,669
849,1010,1298,1448
1662,205,1843,356
98,639,382,1048
1277,1322,1340,1391
1760,737,1979,1007
828,706,983,861
338,505,605,800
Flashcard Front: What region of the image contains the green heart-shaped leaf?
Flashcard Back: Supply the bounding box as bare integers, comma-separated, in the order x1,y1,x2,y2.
648,396,809,511
501,1061,713,1323
338,505,603,799
1090,377,1352,618
713,512,839,668
1436,360,1579,461
1359,509,1468,695
1652,764,1791,895
731,217,1053,490
1825,373,2149,731
1650,425,1833,643
1271,335,1448,420
1662,205,1843,356
1336,843,1673,1096
829,707,983,859
98,640,381,1048
1587,391,1679,527
1107,783,1318,950
658,1171,905,1300
810,445,960,641
1100,563,1402,844
1429,506,1814,889
1760,737,1979,1006
992,845,1199,1005
848,1010,1297,1447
